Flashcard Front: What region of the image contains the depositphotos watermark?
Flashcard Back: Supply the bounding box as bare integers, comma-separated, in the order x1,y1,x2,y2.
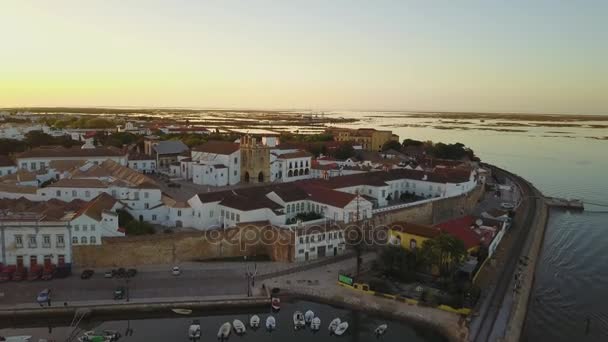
201,222,393,252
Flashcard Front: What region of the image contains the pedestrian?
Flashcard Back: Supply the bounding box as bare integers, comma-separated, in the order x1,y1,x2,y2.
48,298,51,307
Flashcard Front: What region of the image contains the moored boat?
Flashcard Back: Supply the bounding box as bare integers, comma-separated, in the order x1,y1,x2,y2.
293,311,305,330
250,315,260,329
334,321,349,336
271,297,281,311
0,336,32,342
172,308,192,315
265,315,276,331
311,317,321,331
328,318,341,333
304,310,314,324
233,319,246,335
188,320,201,339
375,324,388,336
217,322,231,340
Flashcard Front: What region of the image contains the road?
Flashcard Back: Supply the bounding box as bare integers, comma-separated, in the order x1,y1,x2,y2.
471,165,542,342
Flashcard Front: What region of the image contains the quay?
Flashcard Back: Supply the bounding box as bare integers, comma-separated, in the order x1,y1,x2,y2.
545,196,584,210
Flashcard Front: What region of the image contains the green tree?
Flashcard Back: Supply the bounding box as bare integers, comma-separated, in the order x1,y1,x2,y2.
419,233,467,277
125,220,155,235
402,138,424,147
381,140,403,151
377,246,418,281
333,143,355,160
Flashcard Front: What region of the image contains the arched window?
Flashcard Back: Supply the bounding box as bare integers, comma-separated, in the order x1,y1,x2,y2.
299,169,304,176
300,161,303,168
289,162,293,169
81,236,87,244
90,236,97,244
258,172,264,183
305,168,309,175
72,236,78,244
288,170,293,177
306,160,309,167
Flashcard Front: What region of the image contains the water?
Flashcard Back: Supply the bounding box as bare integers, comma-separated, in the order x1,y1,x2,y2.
0,300,447,342
323,111,608,341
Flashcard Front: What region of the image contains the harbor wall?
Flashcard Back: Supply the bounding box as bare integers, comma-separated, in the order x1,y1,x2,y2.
72,224,293,268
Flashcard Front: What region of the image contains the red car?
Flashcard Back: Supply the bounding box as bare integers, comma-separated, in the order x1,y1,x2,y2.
28,265,42,281
13,268,27,281
0,266,16,282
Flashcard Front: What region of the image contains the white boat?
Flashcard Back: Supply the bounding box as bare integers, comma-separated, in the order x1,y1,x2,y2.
250,315,260,329
293,311,305,330
311,317,321,331
188,320,201,339
0,337,32,342
304,310,314,324
328,318,341,332
217,322,231,340
334,321,349,336
271,297,281,311
265,315,276,331
233,319,246,334
375,324,388,336
172,308,192,315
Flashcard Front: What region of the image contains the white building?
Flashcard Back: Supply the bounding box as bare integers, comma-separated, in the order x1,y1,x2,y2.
16,146,128,171
293,225,346,262
69,193,125,246
270,150,313,183
127,153,157,173
190,141,241,186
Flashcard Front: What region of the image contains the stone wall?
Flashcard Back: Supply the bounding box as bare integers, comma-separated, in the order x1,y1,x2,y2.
73,224,294,268
370,184,485,228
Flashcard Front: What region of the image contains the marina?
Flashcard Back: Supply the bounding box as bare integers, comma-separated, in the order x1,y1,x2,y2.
0,300,447,342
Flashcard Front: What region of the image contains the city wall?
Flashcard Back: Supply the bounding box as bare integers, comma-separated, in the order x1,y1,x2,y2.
72,225,293,268
73,185,484,268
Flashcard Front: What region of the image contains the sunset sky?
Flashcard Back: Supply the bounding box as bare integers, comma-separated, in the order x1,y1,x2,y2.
1,0,606,114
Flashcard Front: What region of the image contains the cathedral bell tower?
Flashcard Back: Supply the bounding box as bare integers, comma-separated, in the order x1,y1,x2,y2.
240,135,270,184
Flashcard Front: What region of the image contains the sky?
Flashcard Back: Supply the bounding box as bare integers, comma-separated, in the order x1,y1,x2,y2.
0,0,607,114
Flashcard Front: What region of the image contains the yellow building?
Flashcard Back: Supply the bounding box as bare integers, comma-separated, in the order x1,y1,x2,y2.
388,221,441,250
327,128,399,152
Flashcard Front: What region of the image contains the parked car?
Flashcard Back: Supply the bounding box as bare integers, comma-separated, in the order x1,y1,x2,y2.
81,269,94,279
114,286,125,300
41,267,55,281
116,268,127,278
172,266,181,276
13,268,27,281
0,266,16,282
127,268,137,278
104,270,114,278
36,288,51,304
27,265,42,281
501,202,515,210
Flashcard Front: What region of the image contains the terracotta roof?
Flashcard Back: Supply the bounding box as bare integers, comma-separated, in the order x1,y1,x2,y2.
47,178,107,188
128,153,154,161
0,155,15,167
389,221,441,239
16,146,125,159
301,185,359,208
48,160,86,172
278,151,312,159
0,197,87,222
434,216,481,250
192,141,240,155
0,169,37,183
75,193,117,221
161,194,190,208
0,184,38,194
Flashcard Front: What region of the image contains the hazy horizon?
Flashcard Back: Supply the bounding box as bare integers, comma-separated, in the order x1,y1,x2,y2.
1,0,607,114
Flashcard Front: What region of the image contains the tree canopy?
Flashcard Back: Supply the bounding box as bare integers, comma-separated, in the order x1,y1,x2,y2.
419,233,467,277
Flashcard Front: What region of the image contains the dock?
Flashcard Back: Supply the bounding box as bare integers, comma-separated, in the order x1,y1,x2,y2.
545,197,584,210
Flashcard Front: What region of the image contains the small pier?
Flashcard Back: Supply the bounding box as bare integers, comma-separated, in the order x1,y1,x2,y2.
545,197,584,210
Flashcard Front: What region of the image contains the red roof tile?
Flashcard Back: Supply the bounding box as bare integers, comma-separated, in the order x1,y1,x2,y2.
434,216,481,250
